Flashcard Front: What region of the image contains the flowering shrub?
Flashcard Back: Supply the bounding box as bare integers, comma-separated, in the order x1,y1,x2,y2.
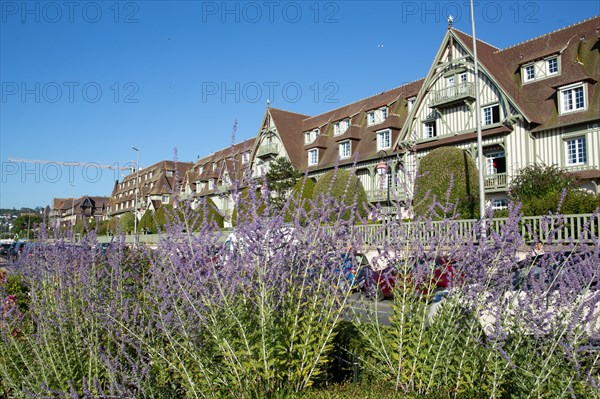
0,165,598,398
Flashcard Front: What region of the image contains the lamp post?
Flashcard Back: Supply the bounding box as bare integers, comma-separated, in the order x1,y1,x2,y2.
70,184,76,228
376,150,391,210
131,146,140,245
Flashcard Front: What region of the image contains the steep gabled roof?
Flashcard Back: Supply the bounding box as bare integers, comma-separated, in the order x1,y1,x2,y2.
267,108,310,169
451,16,600,130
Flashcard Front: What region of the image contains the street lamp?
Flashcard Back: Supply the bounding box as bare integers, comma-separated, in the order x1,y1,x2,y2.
376,150,391,209
70,183,76,228
131,146,140,245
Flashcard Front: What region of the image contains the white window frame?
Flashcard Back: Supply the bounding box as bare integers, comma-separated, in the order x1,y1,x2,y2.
339,141,351,159
492,199,508,210
377,129,391,151
308,149,318,166
565,137,587,165
559,82,586,114
208,179,215,190
367,107,388,126
241,152,250,164
424,121,436,138
546,57,558,75
367,111,376,126
482,104,500,126
304,132,311,144
407,97,416,112
446,76,455,97
161,195,169,204
523,64,535,82
333,119,349,136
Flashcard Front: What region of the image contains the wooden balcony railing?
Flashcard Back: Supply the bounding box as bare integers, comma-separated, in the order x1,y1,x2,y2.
484,173,508,190
429,82,476,108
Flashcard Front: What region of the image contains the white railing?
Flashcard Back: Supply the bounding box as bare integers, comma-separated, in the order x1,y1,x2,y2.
93,214,598,246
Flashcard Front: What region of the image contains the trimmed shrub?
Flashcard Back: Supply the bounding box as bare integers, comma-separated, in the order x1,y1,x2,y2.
231,187,266,227
118,212,135,234
562,189,600,214
137,210,157,234
153,205,184,231
194,197,224,229
284,177,316,223
97,220,110,236
313,169,369,221
413,147,479,219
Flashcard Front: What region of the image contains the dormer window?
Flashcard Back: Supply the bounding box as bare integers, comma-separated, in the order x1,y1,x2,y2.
304,129,319,144
208,179,214,190
198,165,204,174
367,107,388,126
339,140,351,159
523,64,535,82
166,170,174,177
522,55,560,84
407,97,416,112
212,162,217,171
559,82,586,114
308,149,318,166
377,129,391,151
241,152,250,164
333,119,350,136
547,57,558,75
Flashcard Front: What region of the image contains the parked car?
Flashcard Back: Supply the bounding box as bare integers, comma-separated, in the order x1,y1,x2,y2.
0,243,11,258
8,241,28,260
364,256,456,301
511,250,597,291
332,251,371,291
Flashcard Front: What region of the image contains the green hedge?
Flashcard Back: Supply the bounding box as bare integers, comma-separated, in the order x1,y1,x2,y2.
313,169,369,221
413,147,479,219
284,177,316,223
231,188,266,227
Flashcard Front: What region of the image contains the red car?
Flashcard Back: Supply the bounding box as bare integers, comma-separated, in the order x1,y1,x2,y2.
364,256,456,301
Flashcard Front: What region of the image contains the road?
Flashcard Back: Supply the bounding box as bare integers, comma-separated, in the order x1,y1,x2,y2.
347,291,394,326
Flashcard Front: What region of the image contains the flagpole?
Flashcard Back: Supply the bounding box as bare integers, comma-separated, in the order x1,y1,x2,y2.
470,0,486,239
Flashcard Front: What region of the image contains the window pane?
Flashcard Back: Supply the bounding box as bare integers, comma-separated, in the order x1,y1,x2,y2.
574,87,584,109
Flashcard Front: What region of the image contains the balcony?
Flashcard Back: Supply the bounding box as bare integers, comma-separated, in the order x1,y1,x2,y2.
484,173,508,191
366,187,407,203
429,82,476,108
256,143,280,158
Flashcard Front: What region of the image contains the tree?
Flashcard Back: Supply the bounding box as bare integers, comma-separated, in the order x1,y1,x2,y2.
509,163,598,215
11,213,43,239
412,147,479,219
265,157,302,212
74,218,96,236
313,169,369,221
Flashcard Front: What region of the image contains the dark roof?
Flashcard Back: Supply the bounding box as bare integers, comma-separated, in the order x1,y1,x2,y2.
451,16,600,131
268,108,309,170
270,79,424,171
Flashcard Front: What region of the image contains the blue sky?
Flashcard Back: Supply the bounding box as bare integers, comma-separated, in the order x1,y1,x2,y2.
1,0,598,209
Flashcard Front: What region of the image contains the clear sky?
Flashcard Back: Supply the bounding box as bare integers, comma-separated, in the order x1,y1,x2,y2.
1,0,598,209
